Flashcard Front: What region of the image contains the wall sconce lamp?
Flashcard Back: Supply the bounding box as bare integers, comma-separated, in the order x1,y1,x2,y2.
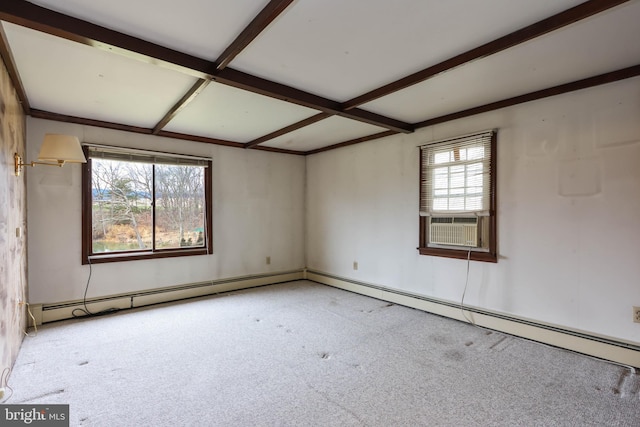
15,134,86,176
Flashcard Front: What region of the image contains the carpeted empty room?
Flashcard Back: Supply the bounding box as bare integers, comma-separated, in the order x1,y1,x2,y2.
7,281,640,426
2,2,640,426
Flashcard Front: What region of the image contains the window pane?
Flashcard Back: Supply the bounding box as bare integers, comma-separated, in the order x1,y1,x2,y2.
434,168,449,188
155,165,206,249
467,162,483,173
466,186,483,196
466,146,484,160
427,138,491,214
450,171,465,188
434,151,451,164
467,170,483,187
433,198,449,210
449,197,464,210
466,196,482,210
92,159,153,253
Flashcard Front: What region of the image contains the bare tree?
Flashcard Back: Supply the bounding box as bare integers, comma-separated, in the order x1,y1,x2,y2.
92,160,151,250
155,165,204,247
91,159,203,250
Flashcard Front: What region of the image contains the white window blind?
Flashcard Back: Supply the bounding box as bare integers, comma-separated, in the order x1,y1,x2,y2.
420,130,494,216
84,143,210,167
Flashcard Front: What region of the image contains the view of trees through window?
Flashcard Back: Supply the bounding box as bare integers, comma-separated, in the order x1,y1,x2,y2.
92,158,205,253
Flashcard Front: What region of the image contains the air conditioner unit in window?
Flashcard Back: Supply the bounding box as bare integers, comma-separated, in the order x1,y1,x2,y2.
429,217,478,247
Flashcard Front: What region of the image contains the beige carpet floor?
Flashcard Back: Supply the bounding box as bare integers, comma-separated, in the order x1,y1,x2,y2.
4,280,640,426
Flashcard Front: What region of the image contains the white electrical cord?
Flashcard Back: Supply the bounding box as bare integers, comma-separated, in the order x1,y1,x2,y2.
18,269,38,337
460,248,476,325
0,367,14,403
22,302,37,337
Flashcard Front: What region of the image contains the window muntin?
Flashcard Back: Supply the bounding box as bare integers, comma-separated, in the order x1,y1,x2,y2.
419,131,496,262
82,145,212,264
432,147,484,212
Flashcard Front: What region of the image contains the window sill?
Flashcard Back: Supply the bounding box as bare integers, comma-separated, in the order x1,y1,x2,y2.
418,247,497,263
84,248,211,265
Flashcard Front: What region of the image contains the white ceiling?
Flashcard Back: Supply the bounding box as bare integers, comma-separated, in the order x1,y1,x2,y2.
231,0,585,100
263,116,387,152
1,0,638,154
362,2,640,123
163,82,319,143
4,22,198,129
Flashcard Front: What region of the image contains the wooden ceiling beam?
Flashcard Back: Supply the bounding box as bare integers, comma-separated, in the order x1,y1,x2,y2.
0,0,412,135
153,0,296,134
215,68,413,133
342,0,631,110
30,108,305,155
215,0,295,71
240,0,629,147
311,65,640,154
5,0,628,151
413,64,640,129
305,131,397,155
30,109,154,135
245,112,331,148
152,79,210,134
153,130,303,154
0,1,214,79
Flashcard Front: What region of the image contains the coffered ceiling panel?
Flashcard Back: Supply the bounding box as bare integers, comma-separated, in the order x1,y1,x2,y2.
261,116,387,152
231,0,584,101
163,82,319,143
360,1,640,123
25,0,271,60
0,0,638,154
3,22,198,129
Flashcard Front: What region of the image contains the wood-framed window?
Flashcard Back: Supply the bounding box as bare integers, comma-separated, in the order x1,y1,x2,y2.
418,130,497,262
81,144,213,264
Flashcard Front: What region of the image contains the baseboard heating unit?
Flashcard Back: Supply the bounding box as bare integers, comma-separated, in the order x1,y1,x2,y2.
29,269,304,325
305,270,640,369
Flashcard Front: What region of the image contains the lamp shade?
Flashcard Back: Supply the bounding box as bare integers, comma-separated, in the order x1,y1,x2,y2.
38,134,86,163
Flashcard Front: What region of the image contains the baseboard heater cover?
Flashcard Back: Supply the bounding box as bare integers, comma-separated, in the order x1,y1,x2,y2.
34,270,304,325
306,270,640,369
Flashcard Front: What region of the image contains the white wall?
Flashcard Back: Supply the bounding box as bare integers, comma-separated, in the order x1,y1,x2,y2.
27,117,305,304
26,78,640,344
306,77,640,344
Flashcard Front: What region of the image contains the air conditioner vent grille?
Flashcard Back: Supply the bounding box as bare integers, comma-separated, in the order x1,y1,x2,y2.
429,217,478,247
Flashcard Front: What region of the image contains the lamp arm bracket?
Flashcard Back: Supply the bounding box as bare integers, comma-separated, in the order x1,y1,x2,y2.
28,160,65,167
14,153,64,176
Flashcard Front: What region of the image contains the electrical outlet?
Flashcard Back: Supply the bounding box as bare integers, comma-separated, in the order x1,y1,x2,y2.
266,256,271,265
634,306,640,323
353,261,358,270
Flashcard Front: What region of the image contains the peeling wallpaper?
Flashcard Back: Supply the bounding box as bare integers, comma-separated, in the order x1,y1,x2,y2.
0,57,27,380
